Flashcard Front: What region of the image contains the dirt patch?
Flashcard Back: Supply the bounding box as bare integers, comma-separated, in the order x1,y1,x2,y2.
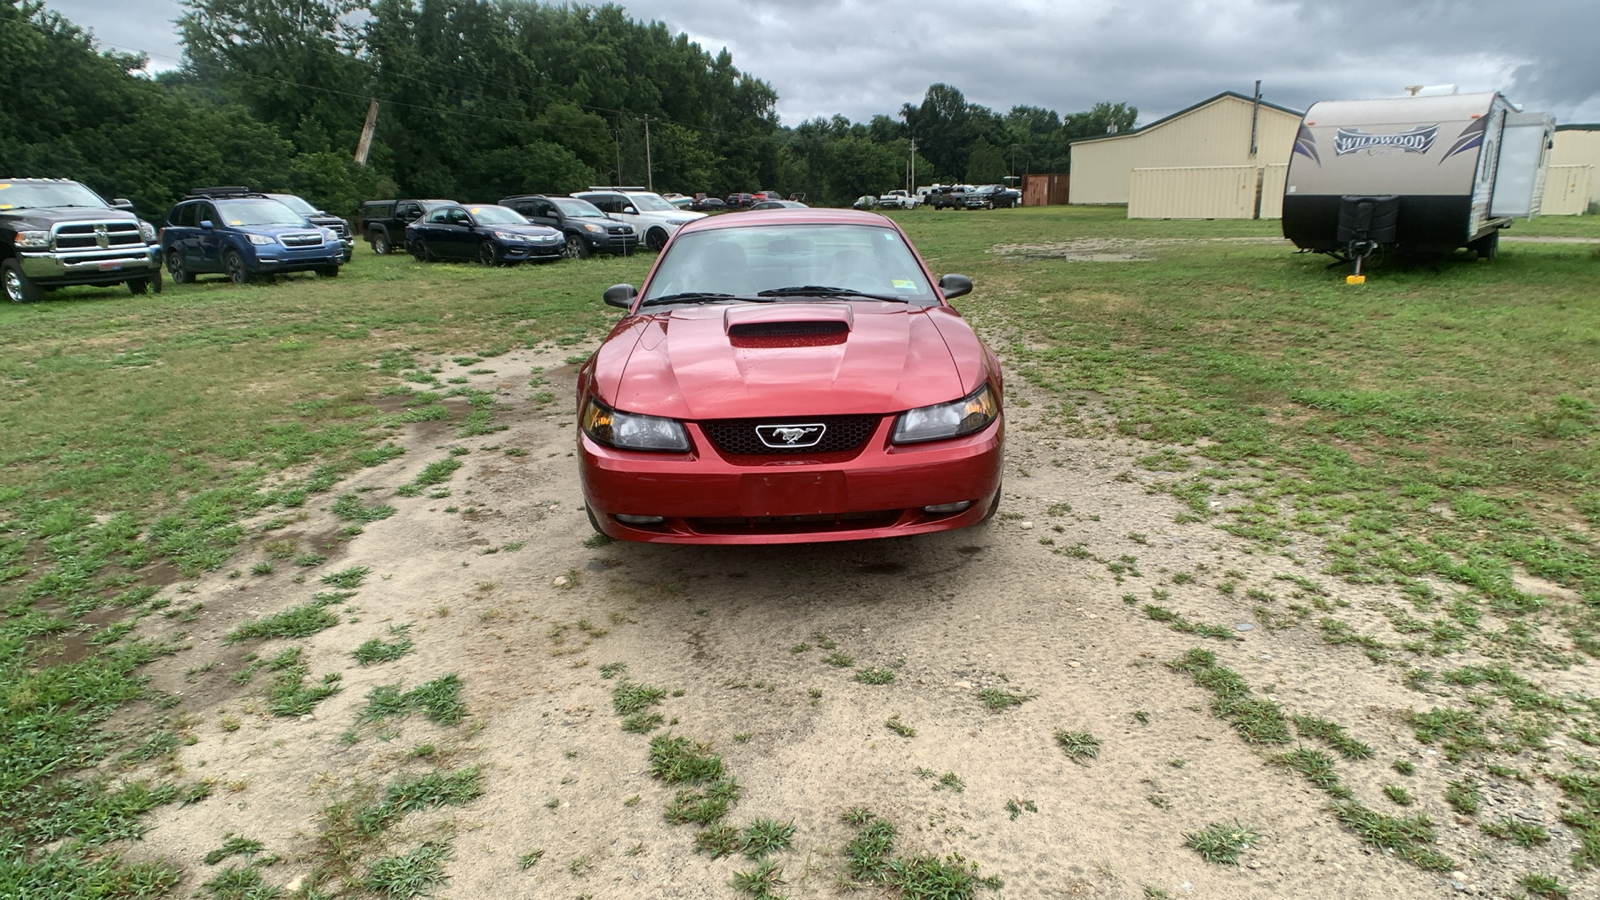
113,346,1596,899
994,236,1292,262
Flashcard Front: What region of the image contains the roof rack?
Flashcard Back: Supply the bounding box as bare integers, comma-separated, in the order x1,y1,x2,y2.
187,186,265,199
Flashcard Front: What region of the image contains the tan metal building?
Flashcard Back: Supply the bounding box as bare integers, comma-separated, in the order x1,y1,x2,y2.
1068,91,1303,216
1551,125,1600,213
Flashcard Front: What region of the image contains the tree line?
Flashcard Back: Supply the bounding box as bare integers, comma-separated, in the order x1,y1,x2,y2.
0,0,1138,218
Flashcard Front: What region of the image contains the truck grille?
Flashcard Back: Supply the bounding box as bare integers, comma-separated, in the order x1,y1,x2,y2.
280,232,325,248
701,414,880,456
53,221,144,251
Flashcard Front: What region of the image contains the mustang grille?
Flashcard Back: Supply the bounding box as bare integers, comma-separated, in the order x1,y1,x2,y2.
701,414,879,456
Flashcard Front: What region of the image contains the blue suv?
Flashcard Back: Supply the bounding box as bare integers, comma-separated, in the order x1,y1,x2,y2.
161,188,344,284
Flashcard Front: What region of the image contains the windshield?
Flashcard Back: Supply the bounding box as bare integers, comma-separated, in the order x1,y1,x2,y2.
216,199,309,227
467,205,529,225
551,197,607,218
626,193,678,212
640,224,936,305
269,194,318,215
0,180,110,211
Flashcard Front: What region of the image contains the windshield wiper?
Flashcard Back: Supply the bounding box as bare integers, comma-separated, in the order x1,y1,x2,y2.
639,291,772,307
757,285,909,303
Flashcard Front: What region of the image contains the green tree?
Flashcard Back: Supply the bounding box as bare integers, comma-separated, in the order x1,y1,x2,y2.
965,137,1007,184
177,0,370,155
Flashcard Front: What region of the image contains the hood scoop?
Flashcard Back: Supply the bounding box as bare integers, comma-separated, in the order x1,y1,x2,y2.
724,303,854,340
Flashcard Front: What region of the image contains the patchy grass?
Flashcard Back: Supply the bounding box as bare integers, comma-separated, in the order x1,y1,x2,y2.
1183,820,1258,865
1053,730,1101,764
976,687,1037,712
360,674,468,726
353,625,414,666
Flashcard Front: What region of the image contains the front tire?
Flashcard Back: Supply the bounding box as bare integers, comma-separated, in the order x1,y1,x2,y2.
645,228,668,252
477,240,499,266
128,267,163,295
412,239,433,262
371,232,391,255
316,266,340,278
224,250,252,285
564,233,590,259
2,258,41,303
167,253,192,284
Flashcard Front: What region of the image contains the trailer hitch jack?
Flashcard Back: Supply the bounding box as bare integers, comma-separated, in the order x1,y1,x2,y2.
1346,239,1376,284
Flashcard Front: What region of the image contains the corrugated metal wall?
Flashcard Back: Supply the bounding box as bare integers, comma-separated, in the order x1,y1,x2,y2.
1129,167,1256,218
1551,129,1600,209
1126,164,1290,219
1541,165,1594,215
1259,164,1288,218
1069,95,1302,204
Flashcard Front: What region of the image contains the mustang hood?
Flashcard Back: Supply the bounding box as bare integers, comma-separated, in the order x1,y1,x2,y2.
600,303,980,420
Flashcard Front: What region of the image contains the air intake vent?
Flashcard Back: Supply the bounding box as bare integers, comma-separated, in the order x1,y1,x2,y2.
727,320,849,338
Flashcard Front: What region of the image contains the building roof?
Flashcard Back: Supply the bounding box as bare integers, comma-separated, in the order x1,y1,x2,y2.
1555,123,1600,131
1069,91,1304,146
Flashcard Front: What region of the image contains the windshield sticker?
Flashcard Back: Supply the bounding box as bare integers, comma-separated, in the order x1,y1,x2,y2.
0,184,9,190
470,207,482,213
230,220,243,225
0,204,11,210
892,279,916,290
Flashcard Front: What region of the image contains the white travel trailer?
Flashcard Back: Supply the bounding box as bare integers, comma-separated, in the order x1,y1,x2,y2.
1282,91,1555,260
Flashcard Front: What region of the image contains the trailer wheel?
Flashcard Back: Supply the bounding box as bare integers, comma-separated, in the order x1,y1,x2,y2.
1471,231,1499,260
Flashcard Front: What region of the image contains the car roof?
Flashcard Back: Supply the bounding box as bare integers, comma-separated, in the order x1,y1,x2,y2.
676,207,900,236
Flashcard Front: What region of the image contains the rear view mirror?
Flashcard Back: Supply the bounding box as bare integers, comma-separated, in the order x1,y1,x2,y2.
604,284,637,310
938,274,972,300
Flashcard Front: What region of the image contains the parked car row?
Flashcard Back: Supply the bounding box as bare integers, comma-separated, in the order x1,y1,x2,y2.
923,184,1021,210
358,188,710,263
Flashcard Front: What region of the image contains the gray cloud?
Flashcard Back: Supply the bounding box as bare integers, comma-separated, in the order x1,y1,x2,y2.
41,0,1600,125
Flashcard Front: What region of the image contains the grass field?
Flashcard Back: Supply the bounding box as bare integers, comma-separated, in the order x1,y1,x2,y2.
2,206,1598,895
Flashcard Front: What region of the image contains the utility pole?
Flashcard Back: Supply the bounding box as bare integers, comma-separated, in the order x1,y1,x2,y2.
908,137,918,192
354,98,379,166
614,117,624,185
642,116,655,192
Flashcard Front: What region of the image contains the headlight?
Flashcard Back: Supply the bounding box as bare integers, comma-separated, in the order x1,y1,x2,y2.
494,231,525,242
891,383,998,444
247,234,276,246
581,222,603,233
14,231,51,248
581,396,689,452
138,221,157,242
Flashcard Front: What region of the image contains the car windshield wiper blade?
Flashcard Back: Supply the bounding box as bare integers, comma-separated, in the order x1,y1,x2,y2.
639,292,775,307
757,285,909,303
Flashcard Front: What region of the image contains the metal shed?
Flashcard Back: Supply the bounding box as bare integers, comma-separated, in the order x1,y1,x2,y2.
1551,125,1600,212
1069,90,1303,216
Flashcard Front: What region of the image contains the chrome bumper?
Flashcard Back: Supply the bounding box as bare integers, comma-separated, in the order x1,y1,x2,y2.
20,245,161,281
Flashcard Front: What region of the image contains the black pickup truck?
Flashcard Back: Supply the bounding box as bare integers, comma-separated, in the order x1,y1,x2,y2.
1,177,162,302
359,198,454,255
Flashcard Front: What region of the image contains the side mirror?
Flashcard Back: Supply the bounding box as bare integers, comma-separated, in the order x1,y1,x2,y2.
199,220,214,230
111,199,135,211
622,206,637,215
603,284,637,310
938,274,972,300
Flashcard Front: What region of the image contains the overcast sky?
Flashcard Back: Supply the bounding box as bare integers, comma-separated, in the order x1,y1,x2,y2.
45,0,1600,128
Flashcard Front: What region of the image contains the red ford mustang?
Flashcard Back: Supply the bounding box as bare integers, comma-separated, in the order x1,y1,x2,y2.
576,208,1004,544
